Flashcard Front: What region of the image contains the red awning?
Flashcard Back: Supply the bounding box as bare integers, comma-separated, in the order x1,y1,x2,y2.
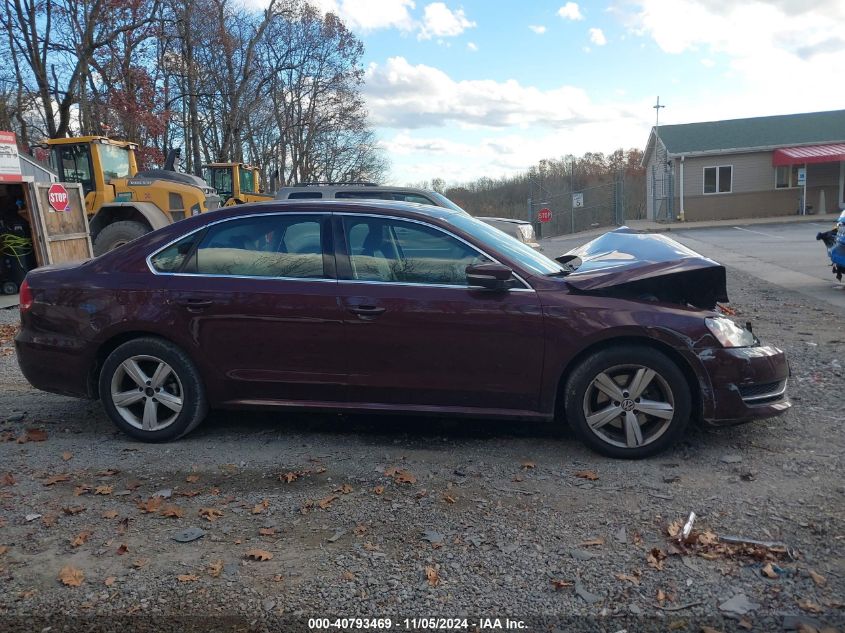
772,143,845,166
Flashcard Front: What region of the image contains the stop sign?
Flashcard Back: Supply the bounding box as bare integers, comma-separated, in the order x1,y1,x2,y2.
48,183,70,212
537,207,552,223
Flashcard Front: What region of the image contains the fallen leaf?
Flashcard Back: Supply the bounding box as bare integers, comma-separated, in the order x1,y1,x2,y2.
272,574,284,583
700,627,723,633
521,461,535,470
102,510,119,519
132,558,149,569
797,599,824,614
425,566,439,587
159,505,184,519
252,499,269,514
738,618,753,630
614,572,640,586
62,506,86,515
808,570,827,587
580,537,605,547
245,549,273,561
762,563,780,579
95,469,120,477
667,519,683,538
342,571,355,581
353,524,367,536
647,548,666,571
1,472,15,486
209,487,220,495
71,531,92,547
58,565,84,587
385,466,417,484
41,514,57,527
116,543,128,555
137,497,164,514
186,474,200,483
0,545,8,555
207,560,223,578
259,527,276,536
61,452,73,461
373,486,384,495
550,579,574,590
74,485,91,496
363,542,379,551
104,576,116,586
20,428,48,443
177,574,199,582
279,471,299,483
656,588,667,603
198,507,223,522
335,484,353,494
94,485,113,495
42,473,71,486
697,531,719,546
318,495,339,510
574,470,599,481
117,517,129,534
442,494,456,504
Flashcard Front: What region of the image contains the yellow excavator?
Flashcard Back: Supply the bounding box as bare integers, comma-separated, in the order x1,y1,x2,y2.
203,162,273,206
45,137,221,255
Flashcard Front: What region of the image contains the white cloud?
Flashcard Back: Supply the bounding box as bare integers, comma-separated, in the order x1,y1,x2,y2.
364,56,644,130
557,2,584,21
627,0,845,116
588,27,607,45
700,57,715,67
466,41,478,51
418,2,476,40
312,0,416,32
529,25,547,34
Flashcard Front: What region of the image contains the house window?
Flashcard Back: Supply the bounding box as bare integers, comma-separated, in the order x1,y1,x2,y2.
775,164,802,189
704,165,732,194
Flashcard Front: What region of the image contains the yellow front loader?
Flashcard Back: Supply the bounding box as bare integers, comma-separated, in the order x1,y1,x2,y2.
46,137,221,254
203,163,273,206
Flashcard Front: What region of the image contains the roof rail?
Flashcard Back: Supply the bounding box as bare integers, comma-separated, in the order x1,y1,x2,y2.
292,181,379,187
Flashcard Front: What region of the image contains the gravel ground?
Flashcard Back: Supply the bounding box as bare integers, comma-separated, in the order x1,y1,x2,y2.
0,269,843,633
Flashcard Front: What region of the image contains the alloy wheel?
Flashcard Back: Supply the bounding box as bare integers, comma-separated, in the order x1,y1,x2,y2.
109,355,184,431
582,364,675,449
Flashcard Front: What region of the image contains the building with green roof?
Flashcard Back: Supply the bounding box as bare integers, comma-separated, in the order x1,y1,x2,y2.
641,109,845,222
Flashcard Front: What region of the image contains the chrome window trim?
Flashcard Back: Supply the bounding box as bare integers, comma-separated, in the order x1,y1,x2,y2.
337,212,535,292
145,211,331,279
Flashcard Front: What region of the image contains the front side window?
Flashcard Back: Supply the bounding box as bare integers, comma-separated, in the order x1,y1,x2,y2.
150,234,200,272
704,165,732,194
54,144,94,194
342,216,489,285
206,168,233,198
190,215,325,278
99,144,132,180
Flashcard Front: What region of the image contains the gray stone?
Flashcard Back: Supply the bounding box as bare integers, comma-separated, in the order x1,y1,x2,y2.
569,549,597,561
720,454,743,464
574,582,601,604
719,593,758,617
171,527,206,543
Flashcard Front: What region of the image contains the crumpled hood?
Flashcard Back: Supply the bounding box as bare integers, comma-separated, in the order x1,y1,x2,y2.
562,227,728,309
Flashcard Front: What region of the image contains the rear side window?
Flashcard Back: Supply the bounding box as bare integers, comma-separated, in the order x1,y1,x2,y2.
287,192,322,199
189,215,327,278
150,234,200,273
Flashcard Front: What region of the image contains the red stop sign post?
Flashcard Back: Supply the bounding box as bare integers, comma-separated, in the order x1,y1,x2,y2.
537,207,552,223
48,183,70,212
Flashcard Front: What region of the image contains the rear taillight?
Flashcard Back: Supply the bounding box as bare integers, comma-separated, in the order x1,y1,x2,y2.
19,279,33,314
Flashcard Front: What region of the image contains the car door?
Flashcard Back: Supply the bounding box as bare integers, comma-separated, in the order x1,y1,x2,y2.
334,213,545,413
152,212,347,404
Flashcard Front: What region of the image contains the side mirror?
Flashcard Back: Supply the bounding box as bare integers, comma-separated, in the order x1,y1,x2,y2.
466,262,514,291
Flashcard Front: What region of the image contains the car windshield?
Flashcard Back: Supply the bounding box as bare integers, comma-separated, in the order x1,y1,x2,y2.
445,213,565,276
99,144,132,180
430,192,469,214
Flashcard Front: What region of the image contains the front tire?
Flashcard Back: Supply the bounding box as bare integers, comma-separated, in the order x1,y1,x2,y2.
564,345,691,459
93,220,149,256
99,337,207,442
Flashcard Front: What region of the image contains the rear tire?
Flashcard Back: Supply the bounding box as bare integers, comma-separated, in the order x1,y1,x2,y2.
564,345,691,459
93,220,149,255
99,337,207,442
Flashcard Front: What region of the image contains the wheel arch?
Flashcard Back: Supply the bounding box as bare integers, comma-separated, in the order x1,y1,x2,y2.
554,335,705,421
88,330,187,399
88,203,169,240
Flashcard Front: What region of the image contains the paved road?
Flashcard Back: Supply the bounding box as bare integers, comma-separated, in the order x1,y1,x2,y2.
541,220,845,313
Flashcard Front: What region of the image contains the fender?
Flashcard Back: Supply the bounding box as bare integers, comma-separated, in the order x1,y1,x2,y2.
89,202,172,238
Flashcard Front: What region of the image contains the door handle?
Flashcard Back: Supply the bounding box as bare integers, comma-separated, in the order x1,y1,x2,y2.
175,298,214,309
348,305,386,318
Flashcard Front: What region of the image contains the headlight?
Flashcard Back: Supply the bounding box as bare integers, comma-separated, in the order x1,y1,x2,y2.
705,317,756,348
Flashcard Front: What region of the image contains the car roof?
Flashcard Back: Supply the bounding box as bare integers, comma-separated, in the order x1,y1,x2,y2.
203,198,463,222
275,185,440,197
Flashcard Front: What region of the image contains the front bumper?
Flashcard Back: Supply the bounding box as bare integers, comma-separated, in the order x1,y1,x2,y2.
697,345,791,425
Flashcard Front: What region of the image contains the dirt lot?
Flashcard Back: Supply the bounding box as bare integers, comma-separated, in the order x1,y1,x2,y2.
0,268,843,633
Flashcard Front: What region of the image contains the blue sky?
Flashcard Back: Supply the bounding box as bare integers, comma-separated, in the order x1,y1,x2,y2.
304,0,845,185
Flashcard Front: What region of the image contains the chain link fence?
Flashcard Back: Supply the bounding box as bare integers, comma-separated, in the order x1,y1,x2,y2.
531,172,628,239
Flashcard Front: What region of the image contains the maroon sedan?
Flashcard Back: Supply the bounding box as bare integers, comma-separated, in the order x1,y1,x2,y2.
15,201,790,458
